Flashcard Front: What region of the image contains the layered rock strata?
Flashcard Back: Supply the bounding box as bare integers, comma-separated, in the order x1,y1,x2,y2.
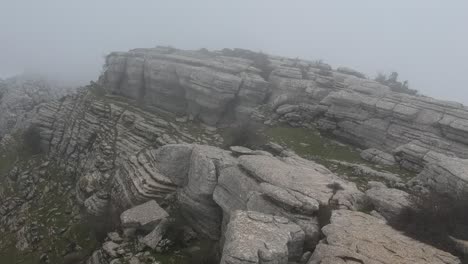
308,210,461,264
101,47,468,172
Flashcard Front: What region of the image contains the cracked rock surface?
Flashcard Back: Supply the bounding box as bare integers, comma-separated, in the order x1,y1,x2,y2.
220,210,305,264
308,210,461,264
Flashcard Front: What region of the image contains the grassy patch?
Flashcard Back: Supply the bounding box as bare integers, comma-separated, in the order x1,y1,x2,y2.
264,125,416,188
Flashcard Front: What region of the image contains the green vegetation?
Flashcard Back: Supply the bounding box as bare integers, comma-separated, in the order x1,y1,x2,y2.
390,193,468,263
265,126,362,162
0,131,98,264
264,125,416,188
375,72,418,95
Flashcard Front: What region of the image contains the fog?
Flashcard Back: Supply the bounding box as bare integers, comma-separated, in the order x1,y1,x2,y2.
1,0,467,103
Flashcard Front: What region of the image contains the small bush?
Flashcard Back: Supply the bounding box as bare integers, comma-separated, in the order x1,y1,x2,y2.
88,81,106,97
23,125,42,155
224,122,266,149
389,192,468,262
374,72,418,95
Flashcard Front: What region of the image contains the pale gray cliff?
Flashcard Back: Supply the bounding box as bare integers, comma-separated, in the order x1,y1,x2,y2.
101,47,468,175
2,47,468,264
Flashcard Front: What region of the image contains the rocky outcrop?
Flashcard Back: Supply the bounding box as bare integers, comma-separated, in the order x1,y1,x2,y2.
4,46,468,263
109,143,365,246
361,148,396,166
410,156,468,199
365,182,413,221
100,47,468,173
102,48,270,125
120,200,168,231
213,151,366,248
220,210,305,264
0,75,70,141
308,210,461,264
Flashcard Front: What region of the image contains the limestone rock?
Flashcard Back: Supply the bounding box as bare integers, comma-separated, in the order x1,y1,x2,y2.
308,210,461,264
365,184,413,221
141,218,169,249
177,145,237,239
214,153,366,249
220,210,305,264
361,148,396,166
102,48,269,125
336,66,366,79
410,156,468,199
120,200,168,231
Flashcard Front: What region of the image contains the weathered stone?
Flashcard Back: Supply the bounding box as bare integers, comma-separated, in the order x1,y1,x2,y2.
308,210,461,264
366,184,413,221
410,156,468,199
120,200,168,231
214,153,366,249
220,211,305,264
177,145,236,239
141,218,169,249
361,148,396,166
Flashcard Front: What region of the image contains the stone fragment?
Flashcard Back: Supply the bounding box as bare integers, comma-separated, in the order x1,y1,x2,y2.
120,200,168,231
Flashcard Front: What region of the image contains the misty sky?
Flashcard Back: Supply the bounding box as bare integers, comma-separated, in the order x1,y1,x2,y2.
1,0,467,103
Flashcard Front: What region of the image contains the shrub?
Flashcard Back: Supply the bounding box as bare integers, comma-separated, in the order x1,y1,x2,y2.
374,72,418,95
223,122,266,149
88,81,106,97
389,192,468,262
23,124,42,155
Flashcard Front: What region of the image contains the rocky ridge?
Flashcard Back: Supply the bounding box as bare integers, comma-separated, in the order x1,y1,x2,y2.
1,47,468,263
102,47,468,174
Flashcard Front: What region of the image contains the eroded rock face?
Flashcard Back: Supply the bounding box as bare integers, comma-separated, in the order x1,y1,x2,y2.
120,200,168,231
365,183,413,221
0,75,71,140
102,48,270,125
410,156,468,199
214,152,366,248
220,210,305,264
361,148,396,166
308,210,461,264
100,47,468,173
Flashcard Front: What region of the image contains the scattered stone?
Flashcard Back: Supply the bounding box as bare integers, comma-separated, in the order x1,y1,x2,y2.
102,241,120,258
141,218,169,249
108,232,123,243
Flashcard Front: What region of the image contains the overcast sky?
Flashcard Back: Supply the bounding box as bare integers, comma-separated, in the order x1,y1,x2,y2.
1,0,467,103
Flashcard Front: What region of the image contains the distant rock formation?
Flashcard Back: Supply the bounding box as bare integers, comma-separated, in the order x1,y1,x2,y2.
0,74,71,141
100,47,468,173
3,46,468,263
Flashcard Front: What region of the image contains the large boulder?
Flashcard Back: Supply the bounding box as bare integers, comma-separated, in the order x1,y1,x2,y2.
120,200,168,231
214,152,366,249
410,156,468,199
365,183,413,221
177,145,237,239
220,210,305,264
308,210,461,264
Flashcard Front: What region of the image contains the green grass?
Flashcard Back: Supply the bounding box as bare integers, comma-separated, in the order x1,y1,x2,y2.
0,133,98,264
265,126,363,162
264,125,417,188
